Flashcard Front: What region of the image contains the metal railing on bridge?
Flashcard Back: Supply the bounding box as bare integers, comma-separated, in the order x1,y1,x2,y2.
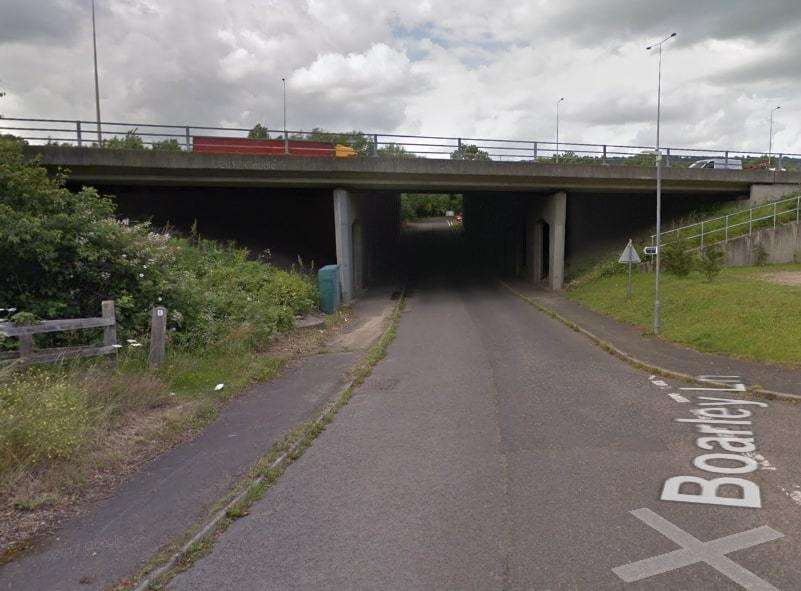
651,194,801,250
1,116,800,169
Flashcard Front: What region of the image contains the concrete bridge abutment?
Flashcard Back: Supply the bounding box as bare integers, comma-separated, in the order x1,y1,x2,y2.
334,188,400,303
750,183,800,206
526,191,566,290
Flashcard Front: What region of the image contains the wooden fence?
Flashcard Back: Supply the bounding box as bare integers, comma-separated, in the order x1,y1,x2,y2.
0,300,117,366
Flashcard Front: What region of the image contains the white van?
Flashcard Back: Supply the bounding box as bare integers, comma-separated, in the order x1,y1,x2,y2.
689,158,742,170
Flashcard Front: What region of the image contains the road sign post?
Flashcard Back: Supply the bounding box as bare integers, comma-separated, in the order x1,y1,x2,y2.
619,239,641,300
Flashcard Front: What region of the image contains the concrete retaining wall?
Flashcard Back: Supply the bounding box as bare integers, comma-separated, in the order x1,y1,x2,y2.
721,220,801,266
750,183,800,206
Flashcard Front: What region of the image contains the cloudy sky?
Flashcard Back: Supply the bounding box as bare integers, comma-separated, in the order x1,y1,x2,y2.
2,0,801,153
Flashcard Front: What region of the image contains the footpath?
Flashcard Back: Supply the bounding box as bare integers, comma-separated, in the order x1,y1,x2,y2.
505,280,801,399
0,291,397,591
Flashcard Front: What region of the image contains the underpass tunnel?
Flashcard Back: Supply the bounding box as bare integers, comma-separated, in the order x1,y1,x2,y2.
462,191,566,289
77,181,745,305
87,185,338,270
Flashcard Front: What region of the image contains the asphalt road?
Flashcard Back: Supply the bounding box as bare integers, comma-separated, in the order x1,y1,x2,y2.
168,273,801,590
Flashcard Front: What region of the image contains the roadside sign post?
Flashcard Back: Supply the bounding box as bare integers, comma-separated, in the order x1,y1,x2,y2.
618,239,642,300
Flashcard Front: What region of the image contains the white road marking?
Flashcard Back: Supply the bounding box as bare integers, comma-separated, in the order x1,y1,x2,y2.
698,375,743,382
612,508,783,589
681,383,747,392
668,393,690,403
746,452,776,471
651,380,669,388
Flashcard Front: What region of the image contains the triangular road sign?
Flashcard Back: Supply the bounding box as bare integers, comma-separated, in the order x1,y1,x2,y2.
619,239,641,264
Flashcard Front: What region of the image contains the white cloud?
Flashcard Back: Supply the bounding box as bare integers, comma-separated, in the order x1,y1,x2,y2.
2,0,801,152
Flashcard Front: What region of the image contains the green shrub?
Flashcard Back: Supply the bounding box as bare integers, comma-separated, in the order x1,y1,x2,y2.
0,138,170,341
164,240,318,349
661,238,694,277
151,138,183,151
103,130,145,150
0,138,319,349
697,246,725,282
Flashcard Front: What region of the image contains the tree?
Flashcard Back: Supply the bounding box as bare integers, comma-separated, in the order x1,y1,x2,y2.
698,246,724,281
378,143,416,159
152,138,183,151
450,144,491,161
305,128,370,155
623,152,657,167
104,130,145,150
248,123,270,139
661,237,694,277
400,194,462,220
547,151,598,165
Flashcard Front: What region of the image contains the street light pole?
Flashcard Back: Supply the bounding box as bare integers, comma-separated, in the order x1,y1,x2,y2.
769,106,781,168
91,0,102,144
647,32,676,335
282,77,288,155
555,97,565,163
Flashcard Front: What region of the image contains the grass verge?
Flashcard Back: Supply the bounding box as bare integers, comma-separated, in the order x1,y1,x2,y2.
124,292,405,591
0,311,348,559
567,263,801,366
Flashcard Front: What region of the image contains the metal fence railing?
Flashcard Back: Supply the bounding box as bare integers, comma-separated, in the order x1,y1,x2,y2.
651,194,801,250
3,116,801,169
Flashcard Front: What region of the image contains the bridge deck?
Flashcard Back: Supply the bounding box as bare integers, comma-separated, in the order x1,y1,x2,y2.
24,145,801,194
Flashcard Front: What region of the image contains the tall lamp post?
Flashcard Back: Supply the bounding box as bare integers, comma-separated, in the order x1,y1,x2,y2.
555,97,565,163
91,0,102,144
769,106,781,168
282,77,288,155
646,31,676,335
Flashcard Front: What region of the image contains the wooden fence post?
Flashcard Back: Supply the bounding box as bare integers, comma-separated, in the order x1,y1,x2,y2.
18,334,33,364
148,306,167,369
102,300,117,348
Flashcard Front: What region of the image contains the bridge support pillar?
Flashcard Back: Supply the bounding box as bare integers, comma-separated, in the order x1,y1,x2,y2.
334,188,356,304
526,191,566,290
334,189,400,304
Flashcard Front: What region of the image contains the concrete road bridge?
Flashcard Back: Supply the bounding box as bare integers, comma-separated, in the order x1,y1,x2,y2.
19,135,801,300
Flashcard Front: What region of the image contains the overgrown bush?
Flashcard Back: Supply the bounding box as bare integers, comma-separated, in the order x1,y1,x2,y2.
164,239,318,349
697,246,725,282
661,238,694,277
0,137,318,349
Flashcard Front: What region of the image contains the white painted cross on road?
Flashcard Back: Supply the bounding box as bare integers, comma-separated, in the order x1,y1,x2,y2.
612,508,783,590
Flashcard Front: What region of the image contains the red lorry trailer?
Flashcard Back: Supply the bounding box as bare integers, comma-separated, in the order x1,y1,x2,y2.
192,136,356,157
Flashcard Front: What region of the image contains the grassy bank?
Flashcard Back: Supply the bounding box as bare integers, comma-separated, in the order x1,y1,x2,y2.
567,263,801,366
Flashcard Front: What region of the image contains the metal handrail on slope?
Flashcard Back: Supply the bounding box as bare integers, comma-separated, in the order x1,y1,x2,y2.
651,194,801,249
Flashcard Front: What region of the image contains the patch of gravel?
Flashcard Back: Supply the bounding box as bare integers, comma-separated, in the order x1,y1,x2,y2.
762,271,801,286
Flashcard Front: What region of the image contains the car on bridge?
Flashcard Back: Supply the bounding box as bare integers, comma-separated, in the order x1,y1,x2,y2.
689,158,743,170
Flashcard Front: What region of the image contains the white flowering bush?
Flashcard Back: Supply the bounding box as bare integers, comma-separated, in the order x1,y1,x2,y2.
0,137,318,350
